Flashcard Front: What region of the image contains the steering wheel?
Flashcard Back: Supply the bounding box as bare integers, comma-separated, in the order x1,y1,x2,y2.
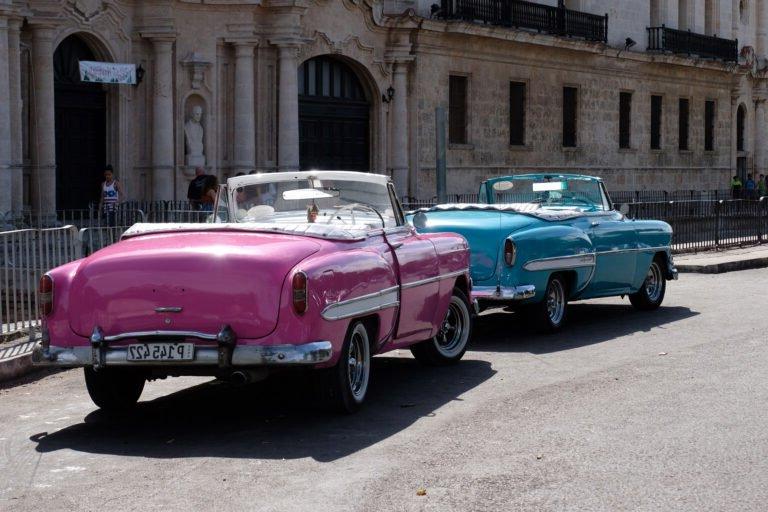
326,203,385,227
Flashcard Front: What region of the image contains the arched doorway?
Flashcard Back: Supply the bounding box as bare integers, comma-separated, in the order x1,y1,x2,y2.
54,34,107,210
298,56,370,171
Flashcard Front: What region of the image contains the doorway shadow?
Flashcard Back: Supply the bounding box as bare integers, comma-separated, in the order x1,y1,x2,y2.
471,303,699,355
31,357,494,462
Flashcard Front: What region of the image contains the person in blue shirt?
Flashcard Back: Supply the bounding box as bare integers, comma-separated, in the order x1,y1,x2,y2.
745,174,756,199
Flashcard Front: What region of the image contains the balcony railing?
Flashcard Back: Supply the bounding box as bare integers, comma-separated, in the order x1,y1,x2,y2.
438,0,608,43
647,26,738,62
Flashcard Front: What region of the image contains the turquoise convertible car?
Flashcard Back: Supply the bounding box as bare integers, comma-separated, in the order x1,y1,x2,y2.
409,174,678,332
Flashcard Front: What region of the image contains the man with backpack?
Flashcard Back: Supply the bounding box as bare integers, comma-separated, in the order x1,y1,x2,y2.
187,166,209,210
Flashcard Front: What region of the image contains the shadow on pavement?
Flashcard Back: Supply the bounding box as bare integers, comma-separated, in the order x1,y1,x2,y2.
472,304,699,354
30,357,494,462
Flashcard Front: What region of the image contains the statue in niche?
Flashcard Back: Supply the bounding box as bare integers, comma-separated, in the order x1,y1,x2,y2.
184,105,206,167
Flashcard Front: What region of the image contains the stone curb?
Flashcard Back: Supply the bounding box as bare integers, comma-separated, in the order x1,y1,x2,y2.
0,337,38,383
677,256,768,274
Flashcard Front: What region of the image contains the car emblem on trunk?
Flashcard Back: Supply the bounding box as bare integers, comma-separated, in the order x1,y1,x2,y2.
155,307,183,313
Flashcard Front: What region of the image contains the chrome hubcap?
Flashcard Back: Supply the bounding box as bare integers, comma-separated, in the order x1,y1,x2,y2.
434,296,469,357
347,326,369,400
645,262,663,302
546,279,565,325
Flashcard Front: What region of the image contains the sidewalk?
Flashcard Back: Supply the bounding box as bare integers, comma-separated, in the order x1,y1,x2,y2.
675,244,768,274
0,334,39,382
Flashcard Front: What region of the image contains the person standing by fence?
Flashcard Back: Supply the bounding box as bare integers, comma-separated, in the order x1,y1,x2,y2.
745,174,757,199
187,167,209,210
98,165,122,227
759,174,767,198
731,175,743,199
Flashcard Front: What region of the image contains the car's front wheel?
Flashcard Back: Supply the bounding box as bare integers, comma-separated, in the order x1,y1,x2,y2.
411,287,472,366
321,321,371,413
629,257,666,310
534,275,568,333
84,367,145,412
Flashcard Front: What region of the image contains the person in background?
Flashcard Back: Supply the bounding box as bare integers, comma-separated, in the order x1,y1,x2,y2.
99,165,122,227
745,174,756,199
199,175,218,212
731,175,743,199
187,166,209,210
758,174,767,198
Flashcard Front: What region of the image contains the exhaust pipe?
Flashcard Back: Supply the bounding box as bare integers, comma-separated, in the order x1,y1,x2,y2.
229,369,268,385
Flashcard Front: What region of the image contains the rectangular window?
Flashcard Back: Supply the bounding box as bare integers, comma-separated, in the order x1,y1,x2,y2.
651,95,662,150
509,82,526,146
704,100,715,151
449,75,468,144
679,98,690,150
619,92,632,149
563,86,578,147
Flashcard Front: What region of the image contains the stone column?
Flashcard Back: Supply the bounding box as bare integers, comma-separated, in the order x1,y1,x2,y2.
151,39,175,200
0,16,12,216
233,41,257,172
759,0,768,58
8,18,22,215
30,24,56,215
390,62,410,198
755,99,767,176
277,45,300,172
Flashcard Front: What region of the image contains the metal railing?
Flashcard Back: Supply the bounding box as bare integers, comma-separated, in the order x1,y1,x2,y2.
647,26,738,62
438,0,608,43
1,226,80,339
627,198,768,253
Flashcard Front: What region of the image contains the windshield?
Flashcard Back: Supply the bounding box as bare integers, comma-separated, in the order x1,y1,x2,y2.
481,177,610,211
227,176,400,228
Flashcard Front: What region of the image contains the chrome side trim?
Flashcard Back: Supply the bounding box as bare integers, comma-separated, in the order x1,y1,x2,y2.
101,330,219,343
472,285,536,301
401,269,466,290
321,286,400,321
523,253,596,272
32,341,333,367
155,307,183,313
594,246,670,256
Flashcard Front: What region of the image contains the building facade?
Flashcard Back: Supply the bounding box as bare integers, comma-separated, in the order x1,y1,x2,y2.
0,0,765,215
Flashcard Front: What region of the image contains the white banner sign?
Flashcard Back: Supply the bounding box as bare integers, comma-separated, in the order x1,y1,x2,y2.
79,61,137,85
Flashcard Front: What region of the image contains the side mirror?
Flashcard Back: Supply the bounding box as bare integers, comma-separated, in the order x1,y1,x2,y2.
412,211,428,230
618,203,630,216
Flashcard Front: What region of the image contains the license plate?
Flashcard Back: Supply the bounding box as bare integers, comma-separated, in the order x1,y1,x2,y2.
127,343,195,362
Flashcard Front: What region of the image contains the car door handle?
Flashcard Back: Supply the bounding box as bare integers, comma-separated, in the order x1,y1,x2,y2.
590,221,600,227
390,242,404,249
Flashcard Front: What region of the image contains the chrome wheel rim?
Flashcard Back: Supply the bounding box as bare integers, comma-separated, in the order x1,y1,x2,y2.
546,279,566,325
645,262,663,303
434,296,470,357
347,324,370,401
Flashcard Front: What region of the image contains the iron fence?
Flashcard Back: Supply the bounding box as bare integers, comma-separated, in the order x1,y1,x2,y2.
1,226,80,339
438,0,608,43
647,25,738,62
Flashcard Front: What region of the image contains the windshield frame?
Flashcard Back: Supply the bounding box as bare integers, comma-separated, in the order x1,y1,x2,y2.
479,174,612,211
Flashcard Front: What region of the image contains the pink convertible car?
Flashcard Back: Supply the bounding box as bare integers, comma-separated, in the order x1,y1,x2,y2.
33,171,473,413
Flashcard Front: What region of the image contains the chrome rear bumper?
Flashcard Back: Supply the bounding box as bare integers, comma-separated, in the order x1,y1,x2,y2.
32,341,333,368
472,285,536,301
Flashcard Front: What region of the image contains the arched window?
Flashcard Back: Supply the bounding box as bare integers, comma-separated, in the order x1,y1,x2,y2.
650,0,662,26
740,0,749,24
678,0,691,29
737,104,747,152
705,0,717,35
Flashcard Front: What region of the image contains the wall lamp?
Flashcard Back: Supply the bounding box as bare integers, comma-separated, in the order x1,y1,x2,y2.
135,64,145,86
382,86,395,104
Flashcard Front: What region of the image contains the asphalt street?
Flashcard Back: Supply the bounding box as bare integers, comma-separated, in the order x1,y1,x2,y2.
1,269,766,512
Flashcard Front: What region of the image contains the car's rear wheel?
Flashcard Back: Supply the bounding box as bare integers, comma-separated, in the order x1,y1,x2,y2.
321,321,371,413
411,287,472,366
534,275,568,333
84,367,145,412
629,257,666,310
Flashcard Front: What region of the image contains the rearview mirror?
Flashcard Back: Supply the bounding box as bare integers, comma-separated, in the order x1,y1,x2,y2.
412,211,428,230
618,203,630,216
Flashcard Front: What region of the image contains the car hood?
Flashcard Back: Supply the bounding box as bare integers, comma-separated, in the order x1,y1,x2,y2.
409,210,539,281
68,231,321,339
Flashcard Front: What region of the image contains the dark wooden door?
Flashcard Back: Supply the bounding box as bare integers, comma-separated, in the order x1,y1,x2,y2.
54,35,107,211
55,87,106,210
299,57,370,171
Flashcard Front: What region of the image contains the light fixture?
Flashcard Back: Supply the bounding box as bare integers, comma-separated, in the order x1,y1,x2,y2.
135,64,145,86
382,86,395,104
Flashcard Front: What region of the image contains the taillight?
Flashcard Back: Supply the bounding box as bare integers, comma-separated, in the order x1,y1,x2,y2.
503,240,517,266
292,271,308,315
39,274,53,316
